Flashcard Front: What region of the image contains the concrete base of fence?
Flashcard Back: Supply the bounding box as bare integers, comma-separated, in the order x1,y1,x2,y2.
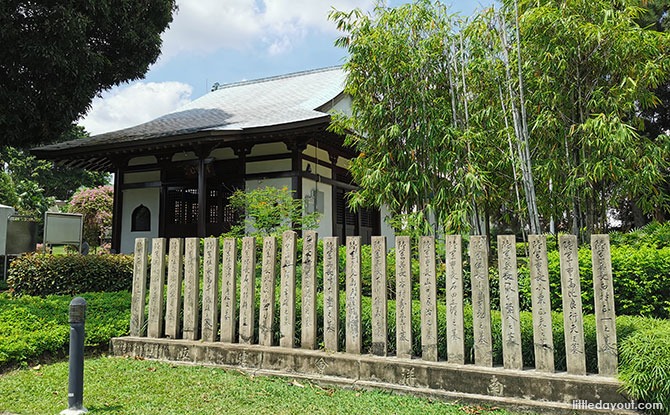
110,337,634,415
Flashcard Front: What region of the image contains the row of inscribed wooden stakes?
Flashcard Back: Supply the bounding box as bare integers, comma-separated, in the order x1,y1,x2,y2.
129,232,617,377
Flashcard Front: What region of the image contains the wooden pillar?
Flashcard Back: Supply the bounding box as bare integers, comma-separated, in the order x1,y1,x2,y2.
110,158,127,253
197,157,207,238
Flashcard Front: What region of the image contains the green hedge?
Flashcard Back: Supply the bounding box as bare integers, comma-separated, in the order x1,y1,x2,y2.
7,254,134,296
0,291,131,369
542,245,670,318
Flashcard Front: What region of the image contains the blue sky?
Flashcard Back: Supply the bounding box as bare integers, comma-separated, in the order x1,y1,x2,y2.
80,0,493,135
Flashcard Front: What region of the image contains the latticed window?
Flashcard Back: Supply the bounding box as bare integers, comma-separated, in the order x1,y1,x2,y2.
167,188,199,224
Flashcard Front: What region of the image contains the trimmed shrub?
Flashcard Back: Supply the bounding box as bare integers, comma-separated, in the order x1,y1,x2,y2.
545,245,670,318
7,253,133,296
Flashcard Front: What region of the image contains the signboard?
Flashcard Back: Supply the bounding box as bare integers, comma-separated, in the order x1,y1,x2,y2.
43,212,83,251
6,217,37,255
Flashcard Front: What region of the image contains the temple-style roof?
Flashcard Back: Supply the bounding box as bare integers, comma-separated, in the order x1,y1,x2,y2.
33,66,346,170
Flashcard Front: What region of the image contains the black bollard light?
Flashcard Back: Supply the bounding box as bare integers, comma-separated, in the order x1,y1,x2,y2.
60,297,88,415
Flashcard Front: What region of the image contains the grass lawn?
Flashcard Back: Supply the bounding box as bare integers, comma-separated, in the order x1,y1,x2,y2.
0,355,519,415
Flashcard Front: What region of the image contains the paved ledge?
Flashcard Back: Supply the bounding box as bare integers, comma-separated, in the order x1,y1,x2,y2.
110,337,635,415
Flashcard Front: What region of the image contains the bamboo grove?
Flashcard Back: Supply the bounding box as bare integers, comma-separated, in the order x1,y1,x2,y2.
329,0,670,240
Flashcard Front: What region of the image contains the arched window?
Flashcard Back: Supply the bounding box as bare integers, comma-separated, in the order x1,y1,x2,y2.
131,205,151,232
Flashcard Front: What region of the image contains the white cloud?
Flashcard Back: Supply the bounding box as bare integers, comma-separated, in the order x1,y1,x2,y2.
158,0,374,62
80,82,193,135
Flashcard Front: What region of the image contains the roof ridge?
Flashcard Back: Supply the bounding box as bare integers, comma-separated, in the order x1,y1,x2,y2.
212,66,343,91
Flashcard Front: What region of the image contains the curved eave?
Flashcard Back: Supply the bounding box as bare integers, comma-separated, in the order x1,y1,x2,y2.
32,116,334,172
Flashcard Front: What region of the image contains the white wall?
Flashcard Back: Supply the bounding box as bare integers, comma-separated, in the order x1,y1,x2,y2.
120,188,160,254
380,205,396,249
302,178,332,238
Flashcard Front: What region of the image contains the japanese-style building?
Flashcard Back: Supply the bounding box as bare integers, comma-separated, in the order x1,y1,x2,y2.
33,67,391,253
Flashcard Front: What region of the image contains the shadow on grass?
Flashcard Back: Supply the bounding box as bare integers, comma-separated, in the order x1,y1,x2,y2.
86,405,125,412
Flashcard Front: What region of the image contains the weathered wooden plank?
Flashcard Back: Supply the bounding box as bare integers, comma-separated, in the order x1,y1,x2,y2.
130,238,149,337
419,236,438,362
528,235,555,373
322,237,340,352
148,238,167,338
165,239,184,339
395,236,412,359
559,235,586,375
591,235,618,376
280,231,297,348
445,235,465,364
239,237,256,344
259,236,277,347
301,231,318,350
497,235,522,370
220,237,237,343
470,235,492,367
346,236,362,354
201,237,219,342
182,238,200,340
371,236,388,356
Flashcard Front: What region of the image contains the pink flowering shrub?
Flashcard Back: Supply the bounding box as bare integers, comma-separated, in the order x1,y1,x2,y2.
68,185,113,249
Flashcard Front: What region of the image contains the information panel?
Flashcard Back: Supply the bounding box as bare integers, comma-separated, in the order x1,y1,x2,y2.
43,212,83,250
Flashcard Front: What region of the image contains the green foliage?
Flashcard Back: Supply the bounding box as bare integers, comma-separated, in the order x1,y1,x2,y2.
0,291,130,369
332,0,670,235
7,253,133,296
609,221,670,249
329,1,488,233
226,186,320,237
543,244,670,318
0,1,176,146
618,319,670,414
68,185,114,248
0,127,109,217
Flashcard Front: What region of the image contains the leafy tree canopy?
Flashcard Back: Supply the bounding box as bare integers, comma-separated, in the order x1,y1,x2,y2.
0,126,110,216
0,0,176,147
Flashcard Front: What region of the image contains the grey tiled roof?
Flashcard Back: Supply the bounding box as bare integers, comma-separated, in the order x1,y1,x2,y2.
38,66,346,152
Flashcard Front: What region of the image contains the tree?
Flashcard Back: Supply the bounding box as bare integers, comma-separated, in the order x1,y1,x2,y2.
329,0,493,234
510,0,670,236
0,127,109,217
0,0,176,147
68,185,114,250
331,0,670,238
227,186,320,237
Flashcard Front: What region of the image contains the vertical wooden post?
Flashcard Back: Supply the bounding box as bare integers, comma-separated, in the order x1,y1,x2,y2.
201,237,219,342
591,235,618,376
345,236,362,354
470,235,492,367
559,235,586,375
182,238,200,341
497,235,522,370
147,238,167,338
165,238,184,339
239,237,256,344
419,236,438,362
528,235,555,372
445,235,465,364
259,237,277,347
371,236,388,356
130,238,148,337
395,236,413,359
220,238,237,343
301,231,318,349
280,231,297,348
322,237,340,352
